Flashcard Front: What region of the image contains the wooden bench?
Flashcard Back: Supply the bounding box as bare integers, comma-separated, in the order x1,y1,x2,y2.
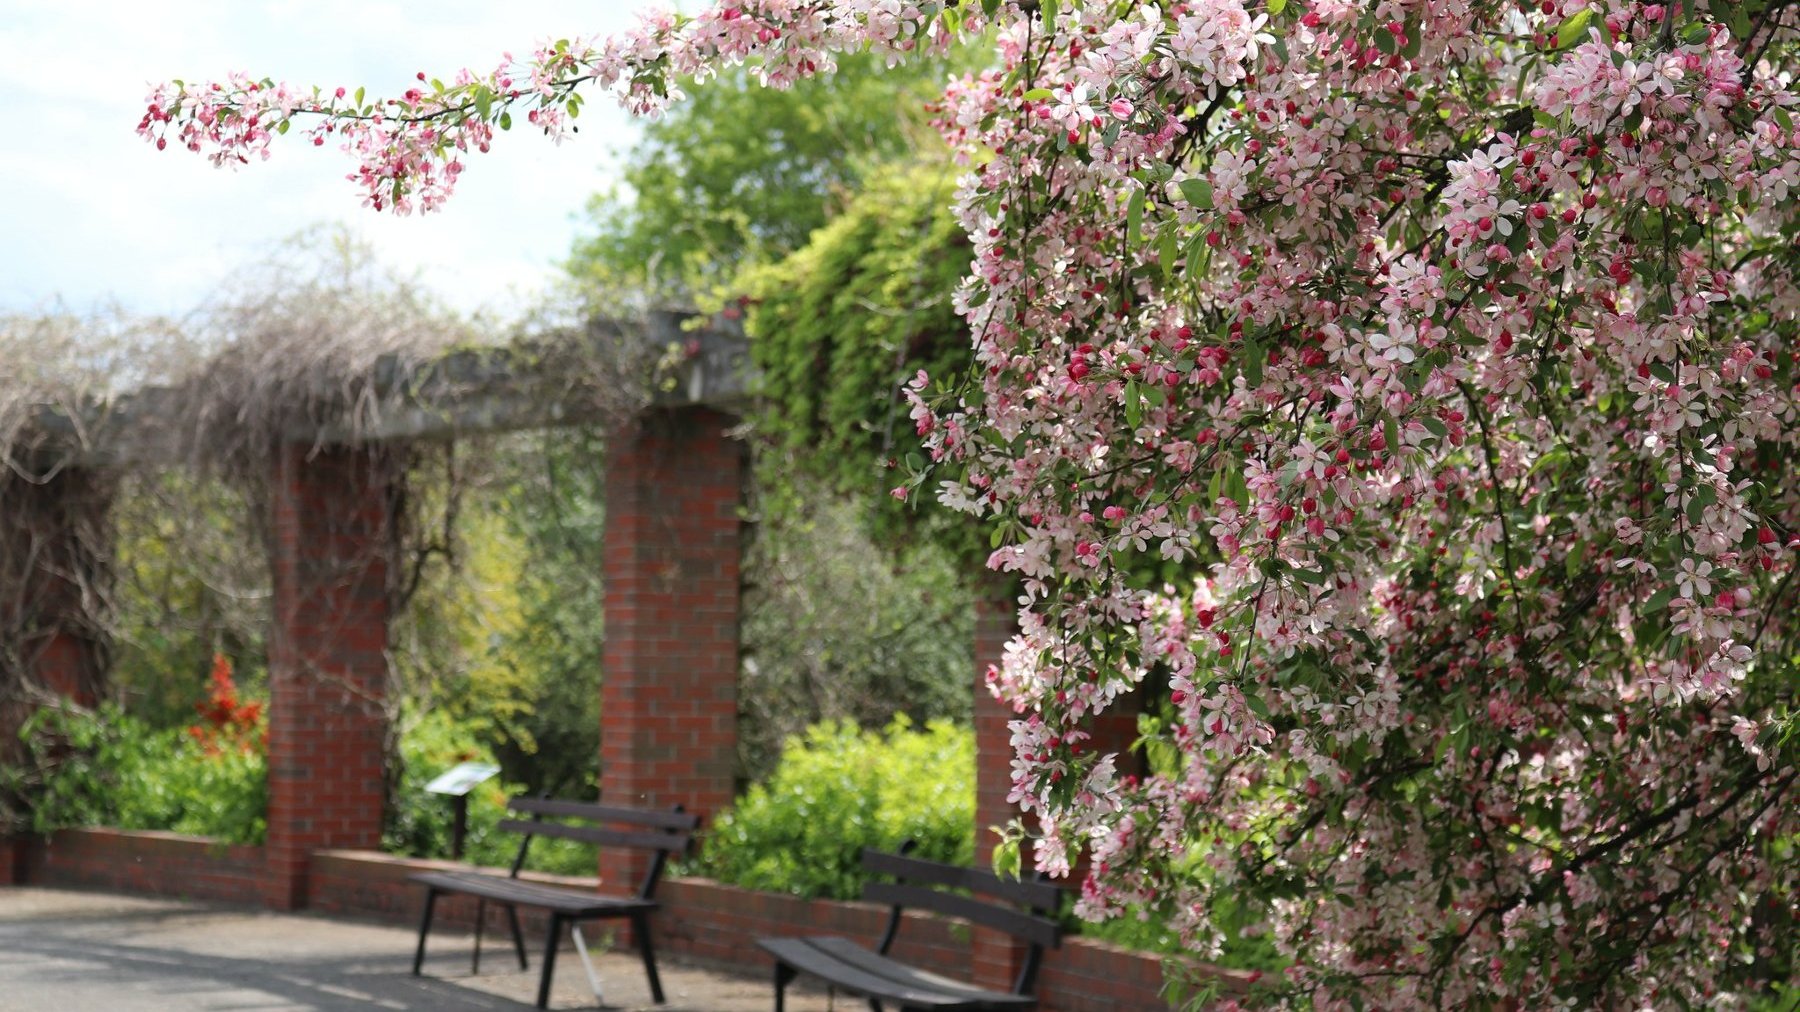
758,845,1063,1011
409,797,697,1009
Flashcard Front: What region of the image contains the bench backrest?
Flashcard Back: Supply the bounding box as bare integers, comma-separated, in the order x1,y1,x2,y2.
500,797,698,901
861,844,1063,996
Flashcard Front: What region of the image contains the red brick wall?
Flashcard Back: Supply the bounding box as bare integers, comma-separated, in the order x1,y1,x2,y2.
13,828,263,904
265,444,395,910
601,408,746,885
9,830,1248,1009
0,836,24,886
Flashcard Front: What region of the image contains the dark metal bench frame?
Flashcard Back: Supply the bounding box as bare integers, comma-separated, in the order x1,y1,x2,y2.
408,797,697,1008
758,843,1063,1011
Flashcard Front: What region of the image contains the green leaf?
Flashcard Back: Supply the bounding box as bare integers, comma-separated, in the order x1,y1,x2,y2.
474,86,493,121
1178,178,1214,210
353,86,365,108
1555,8,1593,49
1022,88,1054,101
1127,186,1146,244
992,834,1022,881
1243,340,1264,388
1643,585,1676,613
1384,415,1401,456
1403,18,1423,59
1290,565,1328,586
1268,0,1287,12
498,110,513,131
1124,381,1142,428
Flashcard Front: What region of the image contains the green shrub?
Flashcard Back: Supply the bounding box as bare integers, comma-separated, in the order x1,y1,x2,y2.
11,702,267,845
699,717,972,900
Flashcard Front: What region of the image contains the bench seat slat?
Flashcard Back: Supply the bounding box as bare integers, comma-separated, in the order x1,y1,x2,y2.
495,818,690,852
759,937,1034,1009
805,937,1030,1002
863,882,1061,949
508,798,698,830
411,870,653,916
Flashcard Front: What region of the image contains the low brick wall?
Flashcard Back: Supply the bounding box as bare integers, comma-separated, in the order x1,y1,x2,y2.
11,828,263,905
3,830,1247,1010
0,836,25,886
300,850,1221,1010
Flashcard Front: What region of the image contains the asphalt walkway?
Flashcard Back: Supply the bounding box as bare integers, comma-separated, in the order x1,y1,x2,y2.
0,886,831,1010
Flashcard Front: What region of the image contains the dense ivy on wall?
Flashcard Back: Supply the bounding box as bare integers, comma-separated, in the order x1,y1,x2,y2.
741,162,976,556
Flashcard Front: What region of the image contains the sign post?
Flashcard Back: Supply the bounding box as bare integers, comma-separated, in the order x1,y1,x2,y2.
424,761,501,860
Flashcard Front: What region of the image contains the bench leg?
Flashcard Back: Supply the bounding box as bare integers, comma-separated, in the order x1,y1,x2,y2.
412,888,438,976
506,904,529,971
472,897,487,975
631,910,665,1004
537,914,562,1010
773,960,796,1012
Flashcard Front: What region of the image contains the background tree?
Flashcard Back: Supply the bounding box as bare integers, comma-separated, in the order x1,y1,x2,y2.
567,50,961,307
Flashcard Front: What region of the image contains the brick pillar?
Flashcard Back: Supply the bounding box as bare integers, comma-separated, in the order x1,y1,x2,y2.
972,579,1027,990
971,579,1143,991
264,444,395,911
601,408,745,889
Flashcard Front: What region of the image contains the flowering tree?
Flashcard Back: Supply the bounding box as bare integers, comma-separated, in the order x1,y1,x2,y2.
143,1,1799,1006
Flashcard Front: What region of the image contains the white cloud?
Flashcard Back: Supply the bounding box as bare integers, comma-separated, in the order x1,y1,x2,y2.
0,0,651,321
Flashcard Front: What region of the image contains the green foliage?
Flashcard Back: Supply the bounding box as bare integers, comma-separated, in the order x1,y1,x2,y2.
10,703,266,845
567,51,961,305
109,472,270,730
1079,895,1287,974
391,429,606,799
741,162,978,556
739,477,973,779
700,718,973,900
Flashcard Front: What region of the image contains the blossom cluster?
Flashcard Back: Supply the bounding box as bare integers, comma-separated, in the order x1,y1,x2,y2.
138,2,949,214
147,1,1798,1007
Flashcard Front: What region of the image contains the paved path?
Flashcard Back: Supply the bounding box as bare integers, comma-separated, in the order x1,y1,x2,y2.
0,886,832,1010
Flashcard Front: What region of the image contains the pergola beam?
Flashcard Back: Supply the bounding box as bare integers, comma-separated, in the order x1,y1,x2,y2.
18,311,751,467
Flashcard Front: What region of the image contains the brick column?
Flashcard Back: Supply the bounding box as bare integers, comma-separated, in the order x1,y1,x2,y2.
971,579,1143,991
972,580,1029,989
264,444,395,910
601,408,745,888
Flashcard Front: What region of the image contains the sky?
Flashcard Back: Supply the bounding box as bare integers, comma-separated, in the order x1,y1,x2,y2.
0,1,658,322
